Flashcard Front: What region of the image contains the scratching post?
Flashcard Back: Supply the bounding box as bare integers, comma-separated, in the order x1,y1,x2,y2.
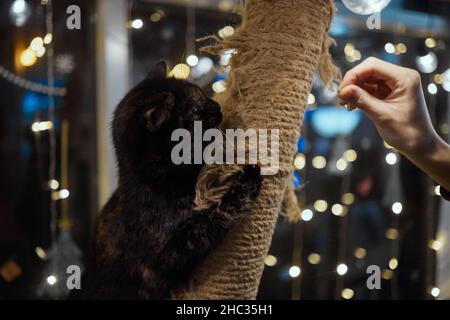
177,0,339,299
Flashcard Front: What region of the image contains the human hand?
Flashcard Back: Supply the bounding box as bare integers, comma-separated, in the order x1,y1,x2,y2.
338,57,450,191
338,57,438,157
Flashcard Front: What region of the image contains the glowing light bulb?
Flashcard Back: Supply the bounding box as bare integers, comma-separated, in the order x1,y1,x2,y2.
337,263,348,276
431,287,440,298
385,152,397,165
312,156,327,169
289,266,301,278
212,80,226,93
336,158,348,171
36,46,46,58
48,179,59,190
425,37,437,49
342,0,392,15
354,247,367,259
389,258,398,270
429,240,442,251
384,42,395,54
332,204,344,216
294,153,306,170
186,55,199,67
30,37,44,51
264,255,277,267
20,48,37,67
392,202,402,214
43,33,52,44
307,253,321,265
169,64,190,80
428,83,438,95
416,52,437,74
46,275,57,285
301,209,314,222
314,200,328,212
385,228,399,240
130,19,143,29
342,193,355,205
341,288,354,300
59,189,70,199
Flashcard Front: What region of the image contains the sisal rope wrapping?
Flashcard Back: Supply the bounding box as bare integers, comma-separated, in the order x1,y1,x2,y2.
176,0,339,299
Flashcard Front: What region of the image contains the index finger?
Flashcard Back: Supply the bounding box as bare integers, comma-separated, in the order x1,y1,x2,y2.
339,57,403,91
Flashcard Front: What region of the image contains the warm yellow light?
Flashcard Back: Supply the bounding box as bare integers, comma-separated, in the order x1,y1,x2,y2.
314,199,328,213
341,288,354,300
434,73,443,85
43,33,52,44
354,247,366,259
389,258,398,270
343,149,357,162
344,43,355,56
212,80,226,93
169,63,190,79
36,46,46,58
150,12,163,23
395,43,407,54
307,253,321,265
35,247,47,260
331,204,344,216
312,156,327,169
385,228,399,240
30,37,44,51
425,37,437,49
429,240,442,251
32,121,53,132
48,179,59,190
342,193,354,205
382,269,393,280
264,254,277,267
294,153,306,170
336,158,348,171
308,93,316,105
20,48,37,67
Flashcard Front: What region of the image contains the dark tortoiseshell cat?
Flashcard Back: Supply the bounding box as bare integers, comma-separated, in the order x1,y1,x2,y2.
71,62,262,299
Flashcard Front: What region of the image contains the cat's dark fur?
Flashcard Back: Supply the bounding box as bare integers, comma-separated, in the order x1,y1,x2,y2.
70,62,262,299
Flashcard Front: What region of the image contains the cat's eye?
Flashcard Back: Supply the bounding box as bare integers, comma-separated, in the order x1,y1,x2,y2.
192,106,201,114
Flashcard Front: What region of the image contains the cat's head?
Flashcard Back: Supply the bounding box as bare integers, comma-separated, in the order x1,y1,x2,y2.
112,61,222,187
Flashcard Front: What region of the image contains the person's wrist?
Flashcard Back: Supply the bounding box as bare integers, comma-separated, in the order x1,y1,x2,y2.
403,132,449,167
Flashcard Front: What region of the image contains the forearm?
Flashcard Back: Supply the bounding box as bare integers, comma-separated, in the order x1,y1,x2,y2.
403,134,450,191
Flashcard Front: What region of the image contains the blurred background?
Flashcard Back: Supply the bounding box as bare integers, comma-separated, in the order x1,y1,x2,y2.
0,0,449,300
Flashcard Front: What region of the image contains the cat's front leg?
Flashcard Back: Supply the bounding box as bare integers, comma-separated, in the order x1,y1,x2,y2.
160,165,262,274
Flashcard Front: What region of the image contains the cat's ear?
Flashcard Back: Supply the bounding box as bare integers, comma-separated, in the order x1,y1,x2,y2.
146,61,167,80
144,92,175,131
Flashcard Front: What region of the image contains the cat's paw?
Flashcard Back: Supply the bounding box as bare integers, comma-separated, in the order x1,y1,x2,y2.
241,165,263,199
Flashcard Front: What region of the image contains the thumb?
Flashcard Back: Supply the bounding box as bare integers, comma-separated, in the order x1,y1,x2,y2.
339,84,383,118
